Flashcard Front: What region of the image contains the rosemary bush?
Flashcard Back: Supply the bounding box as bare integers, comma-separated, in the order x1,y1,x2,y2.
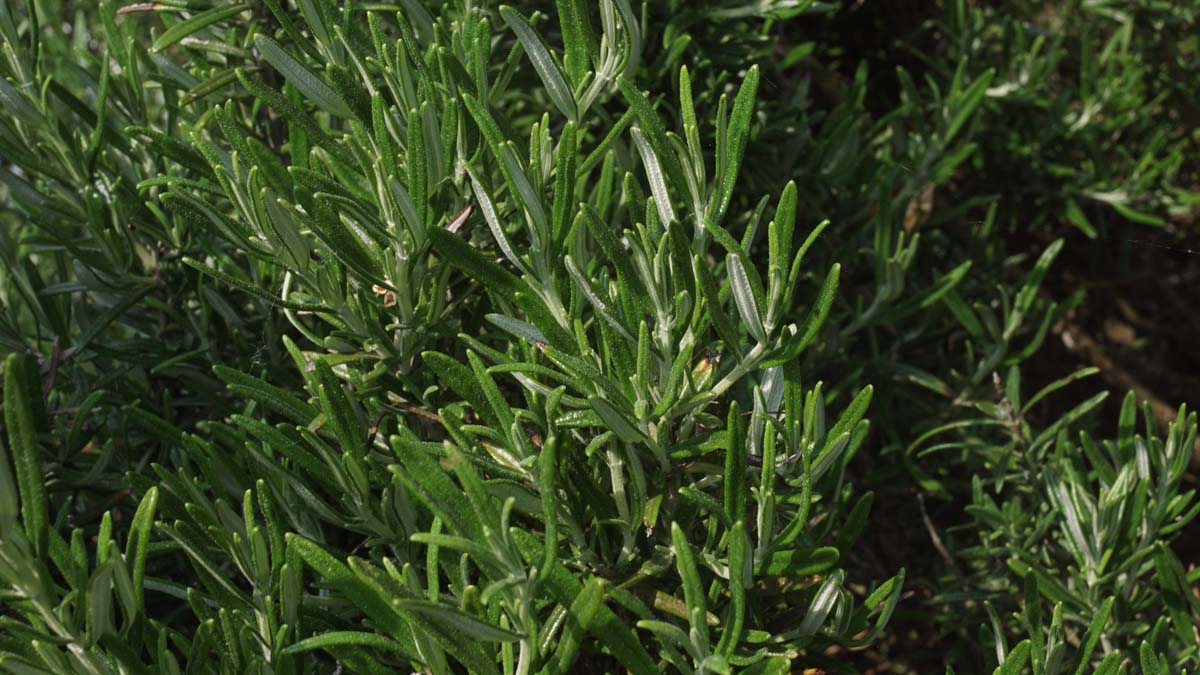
1,1,1197,673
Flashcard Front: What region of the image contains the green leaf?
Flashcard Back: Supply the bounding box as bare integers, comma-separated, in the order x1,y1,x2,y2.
728,254,766,343
214,365,318,425
631,126,677,226
635,619,692,652
1139,641,1163,675
254,34,352,118
769,181,798,282
261,0,322,61
0,436,16,539
717,521,749,657
582,205,650,317
761,263,840,367
396,599,523,642
1072,596,1114,675
547,576,605,671
1023,573,1045,675
429,227,529,303
617,77,688,204
0,77,39,125
1152,543,1198,649
408,103,430,227
4,353,47,557
390,438,484,542
467,351,516,439
182,257,328,312
486,314,546,345
296,0,334,50
237,70,347,163
312,358,363,456
424,351,498,430
723,402,746,526
556,0,590,87
284,631,411,655
945,68,994,143
760,546,839,577
311,196,384,283
1063,199,1097,239
511,530,659,675
551,123,578,247
696,254,742,353
782,218,830,309
539,432,561,586
410,532,500,570
1015,239,1063,317
500,6,578,122
85,559,115,643
467,164,526,274
287,535,421,656
711,65,759,225
460,94,549,232
797,571,843,636
74,284,158,354
151,4,251,53
589,396,645,444
994,639,1031,675
566,255,634,343
822,385,873,456
128,123,211,176
845,569,905,647
1092,653,1122,675
740,656,791,675
327,62,371,121
835,491,874,555
671,521,708,642
679,66,702,178
578,108,633,179
126,487,158,611
1110,201,1165,227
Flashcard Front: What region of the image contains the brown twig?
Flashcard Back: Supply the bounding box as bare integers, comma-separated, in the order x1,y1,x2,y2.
1057,321,1177,427
1055,320,1198,462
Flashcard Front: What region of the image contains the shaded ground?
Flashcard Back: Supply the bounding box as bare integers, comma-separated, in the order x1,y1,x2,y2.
804,3,1200,670
858,165,1200,673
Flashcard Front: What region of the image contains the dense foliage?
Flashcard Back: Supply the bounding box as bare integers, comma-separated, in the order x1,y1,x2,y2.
1,1,1197,673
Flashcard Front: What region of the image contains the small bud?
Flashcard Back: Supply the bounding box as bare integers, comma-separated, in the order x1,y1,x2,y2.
690,349,721,390
371,284,397,307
